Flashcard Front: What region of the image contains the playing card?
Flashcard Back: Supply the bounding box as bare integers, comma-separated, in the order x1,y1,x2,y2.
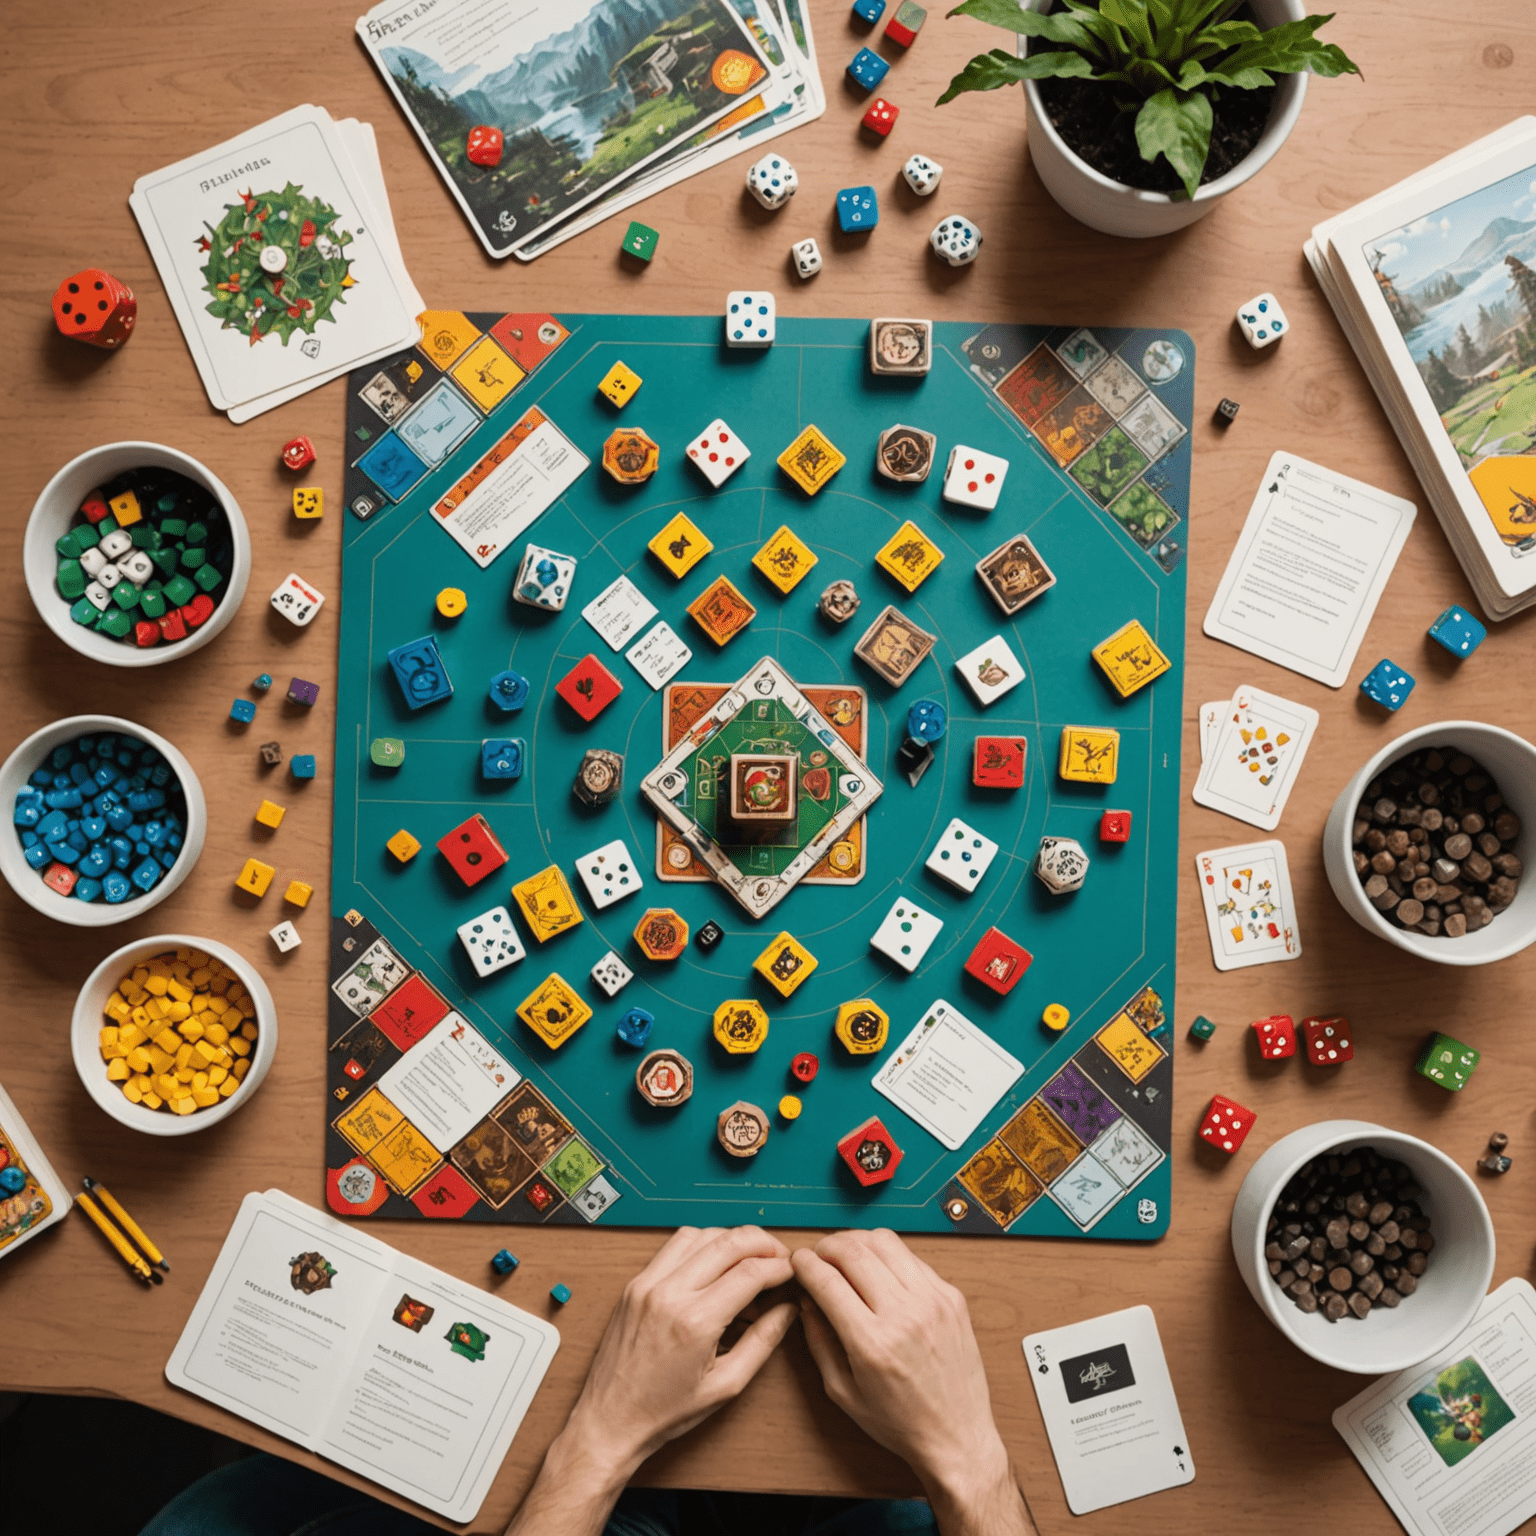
1196,839,1303,970
626,622,692,690
1192,686,1320,831
1198,699,1225,762
582,576,657,651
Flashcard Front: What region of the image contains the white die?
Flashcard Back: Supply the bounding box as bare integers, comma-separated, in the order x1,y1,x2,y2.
85,581,111,611
457,905,526,977
574,838,644,910
929,213,982,266
791,237,823,280
1236,291,1288,348
902,154,943,196
725,291,775,348
870,892,944,973
269,920,302,953
270,572,325,627
95,562,123,591
1035,836,1090,895
99,529,133,560
747,152,798,208
924,817,999,893
590,949,634,998
942,444,1009,510
686,418,751,487
78,546,107,577
513,543,577,611
119,549,155,586
955,634,1024,706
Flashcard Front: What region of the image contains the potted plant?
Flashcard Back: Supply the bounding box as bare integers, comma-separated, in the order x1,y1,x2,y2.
938,0,1360,238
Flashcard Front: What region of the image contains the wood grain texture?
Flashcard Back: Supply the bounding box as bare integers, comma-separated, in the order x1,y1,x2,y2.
2,3,1534,1532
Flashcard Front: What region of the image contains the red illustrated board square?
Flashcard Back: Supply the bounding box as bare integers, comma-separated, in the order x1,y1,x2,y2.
973,735,1026,789
371,974,451,1052
837,1115,904,1187
962,926,1033,995
437,813,509,887
556,654,623,722
488,312,570,373
410,1163,482,1218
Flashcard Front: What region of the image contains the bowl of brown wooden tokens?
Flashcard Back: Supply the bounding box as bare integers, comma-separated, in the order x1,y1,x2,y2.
1323,721,1536,965
1231,1121,1495,1374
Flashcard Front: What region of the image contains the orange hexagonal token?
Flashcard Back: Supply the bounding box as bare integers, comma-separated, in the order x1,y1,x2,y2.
633,907,689,961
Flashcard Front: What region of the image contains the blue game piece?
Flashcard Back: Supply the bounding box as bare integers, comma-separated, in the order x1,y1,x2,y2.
490,1248,520,1275
0,1167,25,1195
550,1283,572,1305
616,1007,655,1049
489,669,530,713
253,673,273,691
387,635,454,710
836,185,879,232
852,0,885,21
1427,605,1486,658
481,737,525,780
291,754,317,780
1359,659,1415,711
230,698,256,724
102,870,132,902
906,699,947,744
847,46,889,91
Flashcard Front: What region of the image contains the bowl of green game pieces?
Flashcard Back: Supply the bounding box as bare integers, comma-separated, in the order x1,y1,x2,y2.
24,441,250,667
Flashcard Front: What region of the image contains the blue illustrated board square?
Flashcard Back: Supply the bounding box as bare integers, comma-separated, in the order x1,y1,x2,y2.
396,378,481,468
358,432,428,502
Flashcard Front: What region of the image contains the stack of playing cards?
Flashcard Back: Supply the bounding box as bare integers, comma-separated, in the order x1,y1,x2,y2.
355,0,825,262
1193,685,1320,832
130,106,423,422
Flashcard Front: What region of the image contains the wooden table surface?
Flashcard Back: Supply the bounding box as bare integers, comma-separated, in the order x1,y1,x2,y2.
3,3,1534,1531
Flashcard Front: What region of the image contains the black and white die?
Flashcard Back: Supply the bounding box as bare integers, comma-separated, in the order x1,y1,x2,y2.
270,572,325,627
1035,836,1090,895
791,237,823,280
590,949,634,998
746,152,798,209
456,905,526,976
574,838,644,911
99,529,133,561
118,549,155,585
929,213,982,266
902,154,942,196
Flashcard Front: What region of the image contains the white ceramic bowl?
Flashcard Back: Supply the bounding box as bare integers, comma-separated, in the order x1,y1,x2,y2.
24,441,250,667
1232,1120,1495,1374
0,714,207,927
72,934,277,1135
1323,720,1536,966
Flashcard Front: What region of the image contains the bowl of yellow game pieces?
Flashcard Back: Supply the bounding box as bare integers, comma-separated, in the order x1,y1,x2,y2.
72,936,277,1135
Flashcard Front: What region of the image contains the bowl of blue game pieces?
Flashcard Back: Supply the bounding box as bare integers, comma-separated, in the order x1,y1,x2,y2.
0,715,207,927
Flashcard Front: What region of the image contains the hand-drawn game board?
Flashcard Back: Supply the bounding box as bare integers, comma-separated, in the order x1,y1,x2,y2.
329,311,1192,1238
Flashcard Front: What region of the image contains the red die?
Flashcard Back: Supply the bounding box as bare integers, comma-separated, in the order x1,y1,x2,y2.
1252,1013,1296,1060
52,269,137,349
1302,1015,1354,1066
80,489,111,524
436,813,509,888
133,620,161,648
43,862,79,896
972,735,1026,789
791,1051,820,1084
861,97,899,137
1099,810,1132,843
157,610,188,643
837,1115,904,1187
962,926,1032,995
466,125,504,168
555,654,623,722
281,436,317,472
1199,1093,1255,1154
885,1,927,48
182,594,217,628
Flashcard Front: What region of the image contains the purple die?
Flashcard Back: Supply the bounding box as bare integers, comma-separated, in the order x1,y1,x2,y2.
288,677,321,708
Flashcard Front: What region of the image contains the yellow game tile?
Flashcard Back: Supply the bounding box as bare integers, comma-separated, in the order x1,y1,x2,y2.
713,999,770,1054
751,525,818,595
235,858,275,897
254,798,286,829
753,932,818,998
451,335,525,410
777,424,846,496
292,487,324,519
603,428,660,486
955,1140,1045,1230
596,360,642,409
516,973,593,1050
371,1121,443,1195
1057,726,1120,785
283,880,313,908
512,864,584,943
109,489,142,526
386,829,421,863
417,311,483,370
687,575,756,647
1091,618,1171,698
648,511,712,578
835,999,889,1056
333,1086,404,1154
1094,1014,1165,1083
874,520,945,594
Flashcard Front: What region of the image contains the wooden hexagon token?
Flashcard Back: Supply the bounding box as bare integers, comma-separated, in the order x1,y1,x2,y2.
515,972,593,1050
602,427,660,485
633,907,689,961
717,1101,771,1158
834,998,889,1056
837,1115,903,1186
636,1049,694,1108
752,932,818,998
686,575,756,647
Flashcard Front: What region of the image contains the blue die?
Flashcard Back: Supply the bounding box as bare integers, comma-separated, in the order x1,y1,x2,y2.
852,0,885,21
617,1007,655,1049
290,754,317,780
907,699,947,744
388,635,454,710
229,698,256,724
1360,659,1415,711
847,46,889,91
489,669,530,713
836,185,879,233
1427,604,1486,658
490,1248,520,1275
481,737,525,780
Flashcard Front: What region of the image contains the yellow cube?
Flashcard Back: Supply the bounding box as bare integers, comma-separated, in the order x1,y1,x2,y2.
124,1047,152,1074
751,525,819,595
1091,618,1171,699
596,359,642,409
208,1066,228,1086
117,1022,145,1049
172,1096,196,1116
219,1077,240,1097
142,1091,163,1110
874,520,945,594
205,1022,229,1046
122,1079,143,1104
147,1048,175,1075
283,880,313,908
240,1022,258,1041
109,489,142,526
386,829,421,864
144,972,168,996
1058,725,1120,785
777,424,846,496
752,932,818,999
180,1018,205,1042
230,1036,251,1058
647,512,713,580
292,486,324,519
192,1087,220,1107
153,1026,181,1054
236,858,276,897
255,799,286,829
104,995,131,1023
167,977,192,1003
515,973,592,1049
232,1058,251,1079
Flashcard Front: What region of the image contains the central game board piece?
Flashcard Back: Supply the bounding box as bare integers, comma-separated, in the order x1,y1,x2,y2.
512,865,583,943
436,814,506,886
963,927,1032,994
897,736,936,786
636,1049,693,1107
956,635,1024,706
838,1115,903,1186
457,906,525,976
1058,726,1120,785
902,151,941,194
713,1000,769,1054
908,699,946,743
876,423,936,483
686,576,756,647
753,932,818,997
870,895,942,972
634,907,688,961
860,97,899,138
686,419,750,487
925,818,999,893
835,999,889,1056
972,735,1026,788
516,973,592,1050
386,830,421,864
874,521,944,593
1092,618,1172,698
869,319,932,376
388,636,452,710
751,525,818,594
836,185,878,231
718,1101,771,1158
791,237,822,279
602,428,659,485
1035,836,1089,895
572,749,623,807
854,604,936,687
777,425,846,496
1415,1032,1480,1090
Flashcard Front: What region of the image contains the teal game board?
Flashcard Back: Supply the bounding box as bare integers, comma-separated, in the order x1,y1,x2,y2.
327,310,1191,1240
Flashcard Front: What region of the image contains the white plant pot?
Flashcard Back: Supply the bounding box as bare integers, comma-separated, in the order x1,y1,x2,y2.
1021,0,1309,238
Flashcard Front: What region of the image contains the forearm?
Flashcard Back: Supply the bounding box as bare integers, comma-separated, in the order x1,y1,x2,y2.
923,1438,1035,1536
503,1419,639,1536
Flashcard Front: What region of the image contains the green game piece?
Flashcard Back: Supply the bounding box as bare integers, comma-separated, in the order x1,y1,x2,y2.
622,220,659,261
194,563,223,592
69,596,98,626
112,583,141,611
370,737,406,768
56,561,86,599
163,574,196,606
186,521,208,546
180,546,207,570
355,425,372,442
73,521,100,551
1189,1015,1217,1041
98,607,133,638
139,588,167,619
98,516,118,535
1415,1031,1480,1091
152,547,179,577
56,531,81,558
160,517,187,537
156,493,178,513
131,525,161,549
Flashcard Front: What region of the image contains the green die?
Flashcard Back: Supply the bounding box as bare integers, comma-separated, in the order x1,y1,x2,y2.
139,588,167,619
160,517,187,537
621,220,659,262
56,530,82,558
112,583,141,611
370,736,406,768
163,574,196,606
1189,1014,1217,1041
70,596,99,627
73,521,100,551
194,562,223,592
98,607,133,638
1415,1031,1480,1091
56,560,86,600
180,546,207,570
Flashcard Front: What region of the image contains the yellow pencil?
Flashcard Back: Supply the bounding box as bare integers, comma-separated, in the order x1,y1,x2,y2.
75,1192,157,1285
84,1176,169,1271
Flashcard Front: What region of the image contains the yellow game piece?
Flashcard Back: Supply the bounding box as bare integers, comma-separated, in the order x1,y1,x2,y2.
284,880,313,908
686,575,756,647
596,360,643,408
235,858,275,896
874,521,945,594
254,799,286,829
516,972,593,1050
1057,726,1120,785
511,865,584,943
122,1079,142,1104
436,587,467,618
648,511,713,579
106,1058,129,1081
778,1094,803,1121
108,489,142,527
750,525,819,595
1042,1003,1071,1031
752,932,818,999
777,424,846,496
386,829,421,864
602,428,660,486
219,1077,239,1098
292,487,324,519
1091,618,1171,699
712,999,770,1055
633,907,689,961
834,999,889,1056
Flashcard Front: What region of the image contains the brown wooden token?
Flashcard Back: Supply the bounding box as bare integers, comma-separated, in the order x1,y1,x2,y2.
716,1100,770,1158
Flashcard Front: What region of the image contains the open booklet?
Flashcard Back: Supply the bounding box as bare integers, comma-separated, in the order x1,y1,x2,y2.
166,1190,559,1523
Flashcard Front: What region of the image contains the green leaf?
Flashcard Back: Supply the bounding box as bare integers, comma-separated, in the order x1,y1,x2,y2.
936,46,1095,105
1100,0,1154,53
1178,58,1273,90
1135,87,1213,199
946,0,1085,39
1218,15,1361,79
